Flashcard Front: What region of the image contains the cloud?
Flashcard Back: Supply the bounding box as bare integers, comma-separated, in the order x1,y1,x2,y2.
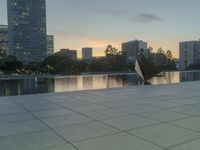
130,13,162,23
93,8,162,23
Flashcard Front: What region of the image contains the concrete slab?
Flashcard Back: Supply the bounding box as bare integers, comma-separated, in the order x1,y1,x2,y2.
74,133,162,150
55,121,119,142
1,81,200,149
129,123,200,148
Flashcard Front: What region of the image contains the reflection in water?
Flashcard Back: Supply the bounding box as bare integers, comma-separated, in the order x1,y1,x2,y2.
83,76,93,89
148,72,180,84
180,71,200,82
1,71,200,96
53,77,78,92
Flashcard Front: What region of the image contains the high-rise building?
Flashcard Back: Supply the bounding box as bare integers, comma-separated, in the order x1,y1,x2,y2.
59,49,77,60
7,0,47,63
47,35,54,56
82,47,93,60
179,40,200,70
122,40,148,63
0,25,8,56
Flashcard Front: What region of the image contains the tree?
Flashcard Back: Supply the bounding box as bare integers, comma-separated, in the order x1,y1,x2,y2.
23,62,40,74
41,55,74,74
88,60,108,72
147,47,177,70
155,48,167,65
104,44,127,71
157,47,165,54
104,45,119,56
148,46,154,54
106,53,127,71
166,50,173,60
0,56,22,74
73,60,88,74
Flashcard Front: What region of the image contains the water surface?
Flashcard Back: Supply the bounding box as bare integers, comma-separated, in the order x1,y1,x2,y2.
0,71,200,96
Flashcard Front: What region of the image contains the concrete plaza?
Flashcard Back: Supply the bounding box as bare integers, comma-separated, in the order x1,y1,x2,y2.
0,81,200,150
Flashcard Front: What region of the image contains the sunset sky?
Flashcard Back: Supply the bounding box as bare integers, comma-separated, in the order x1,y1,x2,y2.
1,0,200,58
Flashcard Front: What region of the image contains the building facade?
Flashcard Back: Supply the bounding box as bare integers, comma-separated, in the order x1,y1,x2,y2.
122,40,148,63
7,0,47,63
47,35,54,56
59,49,77,60
82,47,93,60
179,40,200,70
0,25,8,56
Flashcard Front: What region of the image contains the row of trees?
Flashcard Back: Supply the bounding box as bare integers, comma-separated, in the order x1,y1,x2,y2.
41,47,127,74
147,47,177,70
0,45,177,75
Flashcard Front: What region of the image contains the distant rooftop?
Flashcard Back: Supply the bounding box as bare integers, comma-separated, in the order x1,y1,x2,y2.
122,39,147,44
180,39,200,43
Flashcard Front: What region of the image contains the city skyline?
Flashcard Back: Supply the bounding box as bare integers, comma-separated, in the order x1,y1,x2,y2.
1,0,200,58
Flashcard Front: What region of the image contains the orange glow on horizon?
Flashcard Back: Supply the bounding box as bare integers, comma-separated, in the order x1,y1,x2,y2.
53,33,179,59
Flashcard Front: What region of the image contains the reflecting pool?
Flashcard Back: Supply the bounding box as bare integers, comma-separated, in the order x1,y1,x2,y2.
0,71,200,96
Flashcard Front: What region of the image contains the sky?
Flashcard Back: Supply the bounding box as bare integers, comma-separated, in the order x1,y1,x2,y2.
1,0,200,58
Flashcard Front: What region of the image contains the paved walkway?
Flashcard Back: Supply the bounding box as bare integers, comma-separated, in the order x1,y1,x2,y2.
0,82,200,150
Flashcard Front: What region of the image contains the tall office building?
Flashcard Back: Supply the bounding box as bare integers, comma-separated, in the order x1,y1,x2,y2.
0,25,8,56
179,40,200,70
82,47,93,60
122,40,148,63
47,35,54,56
7,0,47,63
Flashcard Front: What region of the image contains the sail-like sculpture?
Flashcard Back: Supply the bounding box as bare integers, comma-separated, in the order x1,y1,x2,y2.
135,53,161,81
